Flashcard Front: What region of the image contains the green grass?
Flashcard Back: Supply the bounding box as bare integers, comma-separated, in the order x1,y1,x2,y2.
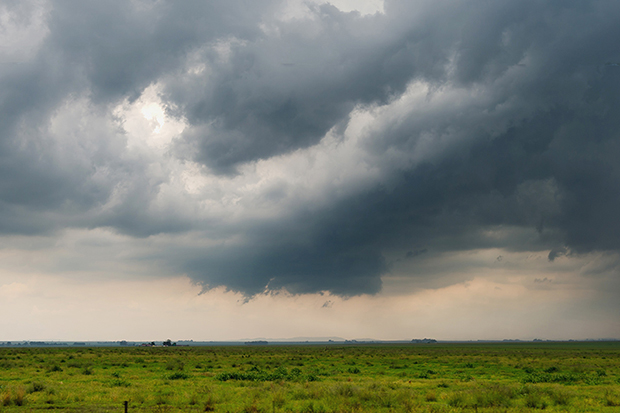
0,342,618,412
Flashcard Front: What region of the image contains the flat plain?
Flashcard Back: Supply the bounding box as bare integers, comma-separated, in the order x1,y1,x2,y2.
0,342,619,412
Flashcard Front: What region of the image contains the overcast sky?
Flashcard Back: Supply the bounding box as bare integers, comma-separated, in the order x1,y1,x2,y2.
1,0,619,341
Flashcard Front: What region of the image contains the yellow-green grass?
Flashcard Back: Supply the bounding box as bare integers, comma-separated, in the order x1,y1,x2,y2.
0,342,619,412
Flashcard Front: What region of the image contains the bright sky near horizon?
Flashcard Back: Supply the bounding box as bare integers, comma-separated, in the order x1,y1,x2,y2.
1,0,619,342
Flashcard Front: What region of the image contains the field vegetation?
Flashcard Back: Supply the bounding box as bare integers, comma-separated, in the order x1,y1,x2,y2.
0,342,619,412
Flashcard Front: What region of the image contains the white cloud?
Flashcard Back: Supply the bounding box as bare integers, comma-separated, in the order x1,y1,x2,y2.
0,0,49,64
279,0,384,21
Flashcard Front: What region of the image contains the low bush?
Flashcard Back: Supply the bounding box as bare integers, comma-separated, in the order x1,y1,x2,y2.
605,389,620,406
111,378,131,387
165,359,185,371
167,372,190,380
26,381,46,393
46,364,63,372
215,366,318,382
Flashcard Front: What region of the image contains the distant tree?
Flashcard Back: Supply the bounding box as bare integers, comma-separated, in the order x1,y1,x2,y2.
163,339,173,347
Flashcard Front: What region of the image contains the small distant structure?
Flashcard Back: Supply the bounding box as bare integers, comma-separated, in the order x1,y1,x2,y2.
411,338,437,344
73,342,86,346
245,341,268,346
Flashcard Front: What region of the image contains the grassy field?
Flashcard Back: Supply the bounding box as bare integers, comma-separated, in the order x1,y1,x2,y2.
0,342,619,412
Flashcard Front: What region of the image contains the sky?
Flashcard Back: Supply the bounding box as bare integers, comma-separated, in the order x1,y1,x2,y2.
1,0,620,342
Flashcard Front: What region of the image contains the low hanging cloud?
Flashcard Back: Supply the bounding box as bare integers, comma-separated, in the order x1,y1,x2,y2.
1,0,620,296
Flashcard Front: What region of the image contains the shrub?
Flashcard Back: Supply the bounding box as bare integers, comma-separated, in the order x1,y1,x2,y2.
215,366,304,382
520,384,549,409
272,391,286,409
447,391,467,408
154,391,169,405
167,372,190,380
306,373,319,382
27,381,46,393
548,387,572,406
165,359,185,371
301,400,326,413
0,360,15,369
605,389,620,406
332,383,360,398
242,402,264,413
524,392,547,409
523,372,579,384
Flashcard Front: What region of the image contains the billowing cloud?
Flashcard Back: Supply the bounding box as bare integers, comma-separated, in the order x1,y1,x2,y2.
1,0,620,298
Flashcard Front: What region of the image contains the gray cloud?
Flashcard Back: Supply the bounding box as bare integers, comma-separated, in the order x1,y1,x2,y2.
1,0,620,296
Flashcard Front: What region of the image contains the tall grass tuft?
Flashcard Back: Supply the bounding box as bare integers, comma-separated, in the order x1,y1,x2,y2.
605,389,620,406
2,387,26,406
448,384,515,409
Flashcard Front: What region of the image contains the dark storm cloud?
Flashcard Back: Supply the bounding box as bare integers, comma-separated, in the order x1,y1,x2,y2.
46,0,276,103
2,0,620,295
174,0,620,294
0,0,277,234
167,3,453,172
